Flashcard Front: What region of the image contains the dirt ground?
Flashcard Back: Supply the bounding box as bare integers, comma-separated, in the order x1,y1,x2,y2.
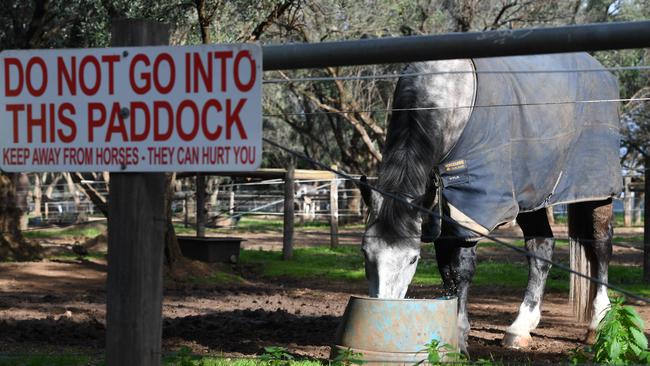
0,225,648,363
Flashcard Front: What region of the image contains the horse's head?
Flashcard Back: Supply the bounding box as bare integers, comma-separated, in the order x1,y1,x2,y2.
358,176,436,299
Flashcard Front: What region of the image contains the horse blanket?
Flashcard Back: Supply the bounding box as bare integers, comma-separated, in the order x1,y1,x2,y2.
428,53,622,241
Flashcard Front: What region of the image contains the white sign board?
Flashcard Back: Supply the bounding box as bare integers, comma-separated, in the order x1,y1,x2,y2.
0,44,262,172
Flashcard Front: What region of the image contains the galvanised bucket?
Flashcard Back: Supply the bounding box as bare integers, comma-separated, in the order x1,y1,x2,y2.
331,296,458,365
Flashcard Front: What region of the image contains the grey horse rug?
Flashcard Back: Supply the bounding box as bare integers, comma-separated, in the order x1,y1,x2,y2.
427,53,622,241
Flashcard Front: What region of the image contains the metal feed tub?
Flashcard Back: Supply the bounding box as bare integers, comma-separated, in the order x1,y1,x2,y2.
332,296,458,364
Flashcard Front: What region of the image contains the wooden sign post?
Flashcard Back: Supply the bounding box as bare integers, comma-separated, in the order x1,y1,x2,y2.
106,20,169,366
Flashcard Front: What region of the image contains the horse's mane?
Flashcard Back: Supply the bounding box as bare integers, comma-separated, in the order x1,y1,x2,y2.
375,70,441,242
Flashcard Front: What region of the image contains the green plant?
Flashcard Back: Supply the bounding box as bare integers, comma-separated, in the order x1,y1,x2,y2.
259,346,294,366
331,347,364,365
568,345,592,364
571,297,650,365
166,346,200,366
417,339,466,365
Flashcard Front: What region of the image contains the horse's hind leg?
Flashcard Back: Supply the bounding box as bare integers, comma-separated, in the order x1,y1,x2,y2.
569,199,613,342
503,209,555,349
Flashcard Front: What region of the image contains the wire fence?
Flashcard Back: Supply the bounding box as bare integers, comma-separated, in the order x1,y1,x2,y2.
262,137,650,305
7,60,649,305
11,176,646,239
14,174,645,228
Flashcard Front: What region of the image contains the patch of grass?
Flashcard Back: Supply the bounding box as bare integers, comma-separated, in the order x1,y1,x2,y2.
613,235,644,244
0,354,323,366
164,347,320,365
0,354,92,366
46,252,106,261
190,270,245,286
205,217,363,233
232,217,363,231
23,223,106,240
554,213,644,227
164,358,321,365
240,246,650,297
241,246,366,282
474,239,569,250
173,224,204,236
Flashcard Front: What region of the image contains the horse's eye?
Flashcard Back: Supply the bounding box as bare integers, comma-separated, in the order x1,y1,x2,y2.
409,256,419,265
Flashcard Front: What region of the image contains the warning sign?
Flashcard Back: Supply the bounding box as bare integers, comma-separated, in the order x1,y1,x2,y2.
0,44,262,172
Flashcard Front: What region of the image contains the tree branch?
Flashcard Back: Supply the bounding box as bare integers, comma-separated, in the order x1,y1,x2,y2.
70,173,108,218
246,0,296,41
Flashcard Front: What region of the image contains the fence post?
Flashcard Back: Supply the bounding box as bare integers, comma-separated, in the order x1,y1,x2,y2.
184,193,189,228
283,160,295,260
196,174,206,237
330,166,339,249
624,176,632,227
106,19,168,366
229,187,235,216
639,159,650,283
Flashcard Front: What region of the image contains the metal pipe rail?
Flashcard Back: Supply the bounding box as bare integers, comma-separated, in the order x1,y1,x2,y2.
262,21,650,70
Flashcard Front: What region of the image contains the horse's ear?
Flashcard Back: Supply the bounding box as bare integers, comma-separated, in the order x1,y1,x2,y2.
357,175,373,208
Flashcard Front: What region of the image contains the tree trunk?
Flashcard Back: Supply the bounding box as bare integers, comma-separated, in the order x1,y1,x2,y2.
208,176,220,210
0,173,41,261
164,173,183,269
70,172,109,218
64,172,85,222
634,192,643,226
196,174,206,237
33,173,42,217
643,160,650,283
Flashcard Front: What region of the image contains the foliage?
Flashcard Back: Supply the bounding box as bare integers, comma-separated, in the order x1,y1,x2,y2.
0,354,91,366
570,297,650,365
417,339,466,365
331,348,364,365
166,346,201,366
592,297,650,364
259,346,294,366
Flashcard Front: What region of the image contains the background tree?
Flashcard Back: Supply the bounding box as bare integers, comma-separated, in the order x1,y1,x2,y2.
1,0,647,261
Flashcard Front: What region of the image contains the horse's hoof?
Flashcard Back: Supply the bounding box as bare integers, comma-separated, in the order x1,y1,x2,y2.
502,332,532,349
584,329,597,344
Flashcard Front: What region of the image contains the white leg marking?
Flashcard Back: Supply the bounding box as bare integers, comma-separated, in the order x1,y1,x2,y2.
506,302,541,336
589,286,610,331
458,310,470,353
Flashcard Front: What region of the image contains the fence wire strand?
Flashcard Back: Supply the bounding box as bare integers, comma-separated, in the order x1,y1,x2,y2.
263,65,650,84
262,136,650,305
263,97,650,118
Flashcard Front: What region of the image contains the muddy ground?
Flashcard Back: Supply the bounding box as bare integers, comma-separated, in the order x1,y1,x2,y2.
0,225,647,363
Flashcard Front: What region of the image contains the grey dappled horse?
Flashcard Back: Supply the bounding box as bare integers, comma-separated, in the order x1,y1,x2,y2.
359,53,621,353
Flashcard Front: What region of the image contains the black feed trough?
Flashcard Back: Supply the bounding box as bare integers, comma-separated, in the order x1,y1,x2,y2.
177,236,243,263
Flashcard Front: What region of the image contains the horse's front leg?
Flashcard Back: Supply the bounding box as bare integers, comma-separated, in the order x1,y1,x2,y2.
503,209,555,348
435,241,477,355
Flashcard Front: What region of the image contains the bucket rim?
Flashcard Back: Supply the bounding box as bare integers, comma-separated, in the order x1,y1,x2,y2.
349,295,458,302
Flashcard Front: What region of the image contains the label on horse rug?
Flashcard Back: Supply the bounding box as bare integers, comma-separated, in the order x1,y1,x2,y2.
440,159,469,187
